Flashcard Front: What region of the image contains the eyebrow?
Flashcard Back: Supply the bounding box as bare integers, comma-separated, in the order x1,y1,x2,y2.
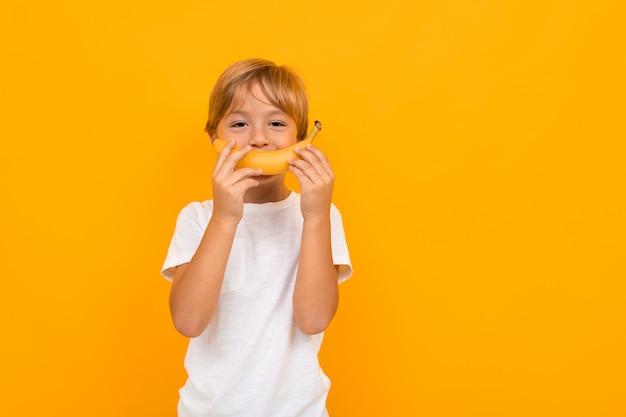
226,109,289,118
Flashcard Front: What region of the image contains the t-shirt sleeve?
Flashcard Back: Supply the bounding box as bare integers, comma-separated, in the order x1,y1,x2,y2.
330,204,353,283
161,202,209,281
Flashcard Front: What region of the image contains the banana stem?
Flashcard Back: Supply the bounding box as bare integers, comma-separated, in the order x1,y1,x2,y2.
305,120,322,141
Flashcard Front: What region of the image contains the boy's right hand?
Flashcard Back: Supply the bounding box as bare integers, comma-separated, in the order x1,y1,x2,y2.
211,140,262,224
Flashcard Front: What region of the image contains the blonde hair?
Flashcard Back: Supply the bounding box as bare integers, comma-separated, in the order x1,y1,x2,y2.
204,58,309,140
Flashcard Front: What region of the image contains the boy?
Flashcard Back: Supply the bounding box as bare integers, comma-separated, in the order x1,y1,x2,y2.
162,58,352,416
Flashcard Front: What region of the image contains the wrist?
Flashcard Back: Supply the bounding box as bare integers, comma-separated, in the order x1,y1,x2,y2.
208,214,240,232
302,214,331,228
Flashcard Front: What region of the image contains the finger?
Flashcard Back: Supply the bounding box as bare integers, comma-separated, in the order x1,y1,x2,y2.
216,144,257,175
303,145,334,177
232,177,260,193
291,153,334,188
213,139,237,173
294,145,334,179
214,167,262,191
228,167,263,185
288,164,313,187
288,156,320,184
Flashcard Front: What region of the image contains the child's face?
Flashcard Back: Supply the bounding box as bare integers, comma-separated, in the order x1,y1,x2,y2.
214,83,298,151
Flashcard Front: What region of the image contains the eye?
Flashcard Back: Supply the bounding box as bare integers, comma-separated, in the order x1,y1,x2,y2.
269,121,287,127
229,121,247,128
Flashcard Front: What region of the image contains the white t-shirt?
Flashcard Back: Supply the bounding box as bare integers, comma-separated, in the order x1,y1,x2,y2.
162,192,352,417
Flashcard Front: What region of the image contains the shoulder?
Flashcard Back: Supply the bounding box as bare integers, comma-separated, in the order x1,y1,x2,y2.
181,199,213,213
176,200,214,226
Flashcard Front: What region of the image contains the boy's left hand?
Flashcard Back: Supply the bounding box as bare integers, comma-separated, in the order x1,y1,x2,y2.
289,145,335,221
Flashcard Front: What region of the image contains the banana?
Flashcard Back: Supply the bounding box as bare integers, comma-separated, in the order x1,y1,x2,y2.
211,121,322,175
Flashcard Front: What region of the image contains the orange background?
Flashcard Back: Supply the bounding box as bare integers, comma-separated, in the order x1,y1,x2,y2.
1,1,625,416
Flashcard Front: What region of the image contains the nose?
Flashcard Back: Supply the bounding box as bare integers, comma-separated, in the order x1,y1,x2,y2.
248,127,270,149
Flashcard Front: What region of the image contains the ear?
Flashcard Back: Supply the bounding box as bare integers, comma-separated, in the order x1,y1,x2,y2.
204,123,216,142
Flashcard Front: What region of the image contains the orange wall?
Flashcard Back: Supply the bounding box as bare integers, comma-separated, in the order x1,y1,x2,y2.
1,1,625,416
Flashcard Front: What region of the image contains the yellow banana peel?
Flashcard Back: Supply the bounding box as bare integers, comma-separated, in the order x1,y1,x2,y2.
211,121,322,175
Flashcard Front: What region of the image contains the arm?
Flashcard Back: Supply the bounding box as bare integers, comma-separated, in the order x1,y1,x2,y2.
169,142,261,338
169,217,237,338
289,145,339,335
